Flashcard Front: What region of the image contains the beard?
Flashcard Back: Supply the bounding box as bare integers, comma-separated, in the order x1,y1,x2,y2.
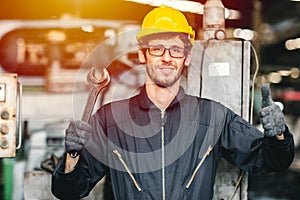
146,63,183,88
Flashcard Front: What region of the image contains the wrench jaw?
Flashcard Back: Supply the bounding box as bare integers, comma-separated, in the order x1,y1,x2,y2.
83,67,111,122
87,67,111,90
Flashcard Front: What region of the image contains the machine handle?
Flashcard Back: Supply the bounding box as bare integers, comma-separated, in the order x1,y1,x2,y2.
16,82,22,150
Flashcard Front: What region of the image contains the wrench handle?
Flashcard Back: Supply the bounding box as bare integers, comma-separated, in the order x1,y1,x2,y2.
81,88,101,123
69,68,110,158
82,68,110,122
68,89,100,158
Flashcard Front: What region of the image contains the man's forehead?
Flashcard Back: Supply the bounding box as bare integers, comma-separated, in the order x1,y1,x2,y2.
148,37,184,46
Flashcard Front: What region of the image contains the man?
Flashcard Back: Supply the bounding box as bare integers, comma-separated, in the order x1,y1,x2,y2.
52,6,294,200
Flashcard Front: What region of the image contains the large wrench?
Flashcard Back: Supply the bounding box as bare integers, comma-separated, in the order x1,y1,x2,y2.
82,67,110,122
69,67,110,158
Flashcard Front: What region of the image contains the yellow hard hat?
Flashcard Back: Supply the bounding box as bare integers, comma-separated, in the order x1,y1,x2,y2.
137,6,195,45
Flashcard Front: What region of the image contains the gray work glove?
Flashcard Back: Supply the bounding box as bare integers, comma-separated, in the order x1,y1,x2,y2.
65,120,92,154
259,84,285,137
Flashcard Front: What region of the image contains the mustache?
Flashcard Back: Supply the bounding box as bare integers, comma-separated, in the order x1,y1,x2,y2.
158,63,177,69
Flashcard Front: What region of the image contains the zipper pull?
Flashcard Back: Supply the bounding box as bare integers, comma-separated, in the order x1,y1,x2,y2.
185,145,213,189
113,149,142,192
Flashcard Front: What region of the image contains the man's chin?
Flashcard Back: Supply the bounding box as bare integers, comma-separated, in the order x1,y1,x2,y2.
154,79,176,88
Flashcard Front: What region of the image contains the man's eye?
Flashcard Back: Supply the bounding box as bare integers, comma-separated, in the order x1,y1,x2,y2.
172,48,180,53
172,47,183,53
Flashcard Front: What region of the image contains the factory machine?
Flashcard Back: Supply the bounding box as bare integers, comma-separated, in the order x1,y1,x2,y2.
0,73,22,200
187,1,252,199
0,73,22,158
188,39,251,200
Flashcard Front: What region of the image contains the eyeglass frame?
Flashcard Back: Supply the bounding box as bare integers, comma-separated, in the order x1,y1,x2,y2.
142,45,189,58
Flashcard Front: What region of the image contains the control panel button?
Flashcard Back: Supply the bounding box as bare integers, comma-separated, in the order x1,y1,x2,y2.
0,125,9,134
0,138,9,149
1,111,9,120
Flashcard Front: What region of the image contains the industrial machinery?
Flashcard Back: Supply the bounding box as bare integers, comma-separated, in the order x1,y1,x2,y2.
188,39,251,200
0,73,22,157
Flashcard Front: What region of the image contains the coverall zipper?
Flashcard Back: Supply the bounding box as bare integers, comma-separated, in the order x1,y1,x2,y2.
112,149,142,192
185,145,213,189
161,110,166,200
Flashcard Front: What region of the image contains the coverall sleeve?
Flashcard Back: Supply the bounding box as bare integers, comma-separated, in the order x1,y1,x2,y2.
220,109,294,174
51,149,107,199
52,110,109,199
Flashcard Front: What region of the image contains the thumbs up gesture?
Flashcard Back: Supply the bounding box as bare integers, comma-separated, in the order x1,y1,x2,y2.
260,84,285,137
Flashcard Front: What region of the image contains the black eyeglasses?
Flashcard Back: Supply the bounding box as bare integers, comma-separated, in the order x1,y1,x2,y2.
144,45,187,58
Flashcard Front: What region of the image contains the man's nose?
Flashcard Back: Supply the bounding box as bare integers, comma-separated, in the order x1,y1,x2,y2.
161,49,172,61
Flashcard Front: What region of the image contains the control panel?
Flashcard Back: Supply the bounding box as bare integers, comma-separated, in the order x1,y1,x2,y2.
0,73,21,157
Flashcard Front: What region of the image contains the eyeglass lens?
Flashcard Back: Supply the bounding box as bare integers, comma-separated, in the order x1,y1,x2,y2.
148,45,185,58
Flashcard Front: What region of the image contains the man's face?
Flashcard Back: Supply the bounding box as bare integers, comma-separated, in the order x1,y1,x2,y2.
138,36,191,88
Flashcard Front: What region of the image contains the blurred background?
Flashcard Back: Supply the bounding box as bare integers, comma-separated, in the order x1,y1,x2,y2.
0,0,299,199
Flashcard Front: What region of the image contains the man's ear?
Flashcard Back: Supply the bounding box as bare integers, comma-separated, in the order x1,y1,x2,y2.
184,51,192,66
138,47,146,64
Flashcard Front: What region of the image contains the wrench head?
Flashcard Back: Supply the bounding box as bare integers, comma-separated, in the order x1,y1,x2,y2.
87,67,110,89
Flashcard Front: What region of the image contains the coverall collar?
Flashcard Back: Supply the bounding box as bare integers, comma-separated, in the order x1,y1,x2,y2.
138,85,185,110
